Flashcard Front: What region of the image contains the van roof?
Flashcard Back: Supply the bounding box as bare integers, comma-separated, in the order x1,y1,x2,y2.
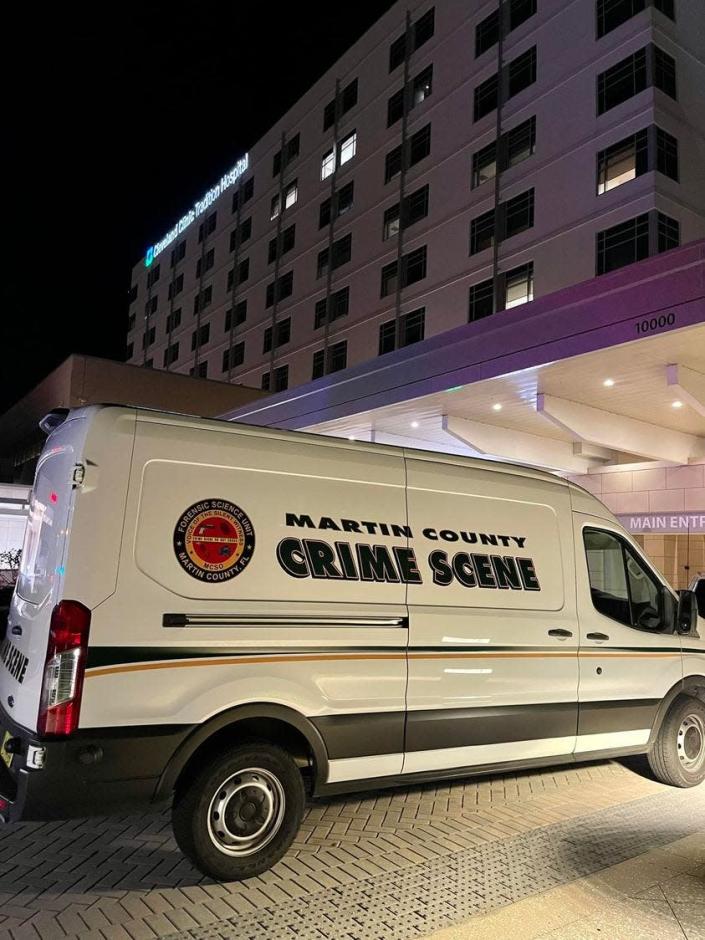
73,403,579,490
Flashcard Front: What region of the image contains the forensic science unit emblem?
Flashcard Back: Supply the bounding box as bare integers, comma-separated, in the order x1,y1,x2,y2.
173,499,255,582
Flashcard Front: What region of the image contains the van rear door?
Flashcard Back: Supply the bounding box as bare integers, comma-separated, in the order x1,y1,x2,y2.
1,414,88,732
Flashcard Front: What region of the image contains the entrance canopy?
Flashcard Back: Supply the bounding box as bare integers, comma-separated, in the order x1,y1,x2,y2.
224,241,705,476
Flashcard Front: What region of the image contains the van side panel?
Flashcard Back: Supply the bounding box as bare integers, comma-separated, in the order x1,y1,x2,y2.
403,457,579,773
80,415,409,780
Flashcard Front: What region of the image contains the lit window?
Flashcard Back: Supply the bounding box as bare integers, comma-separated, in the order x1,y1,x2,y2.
284,180,298,210
597,130,647,194
339,131,357,167
270,194,280,220
321,148,335,180
505,262,534,308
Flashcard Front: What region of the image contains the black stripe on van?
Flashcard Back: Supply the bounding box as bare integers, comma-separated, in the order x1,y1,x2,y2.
85,646,403,669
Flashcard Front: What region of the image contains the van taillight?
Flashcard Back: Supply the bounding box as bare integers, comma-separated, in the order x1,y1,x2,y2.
37,601,91,737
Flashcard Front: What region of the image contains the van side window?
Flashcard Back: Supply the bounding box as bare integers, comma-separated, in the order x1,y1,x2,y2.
583,529,663,630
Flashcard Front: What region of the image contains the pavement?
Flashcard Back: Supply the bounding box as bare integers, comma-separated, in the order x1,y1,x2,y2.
0,757,702,939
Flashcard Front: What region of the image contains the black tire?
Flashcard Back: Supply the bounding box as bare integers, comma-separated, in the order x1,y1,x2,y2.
648,696,705,788
172,741,305,881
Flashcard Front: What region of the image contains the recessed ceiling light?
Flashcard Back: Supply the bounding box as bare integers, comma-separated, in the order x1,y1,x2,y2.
671,400,683,409
411,420,419,428
492,403,503,412
603,378,615,387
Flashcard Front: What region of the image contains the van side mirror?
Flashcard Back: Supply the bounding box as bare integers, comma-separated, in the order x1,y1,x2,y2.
677,590,699,635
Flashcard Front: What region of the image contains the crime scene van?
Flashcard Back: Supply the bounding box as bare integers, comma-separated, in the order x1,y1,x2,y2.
0,404,702,882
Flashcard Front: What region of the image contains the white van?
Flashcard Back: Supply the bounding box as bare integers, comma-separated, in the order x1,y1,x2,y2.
0,405,702,881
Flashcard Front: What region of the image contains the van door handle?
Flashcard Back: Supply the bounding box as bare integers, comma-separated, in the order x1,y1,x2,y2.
586,632,609,641
548,629,573,638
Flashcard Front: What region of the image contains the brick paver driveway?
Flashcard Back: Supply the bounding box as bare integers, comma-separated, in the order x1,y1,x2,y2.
0,758,701,939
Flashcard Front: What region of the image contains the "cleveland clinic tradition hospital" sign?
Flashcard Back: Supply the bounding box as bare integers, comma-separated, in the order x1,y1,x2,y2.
619,513,705,534
145,153,249,267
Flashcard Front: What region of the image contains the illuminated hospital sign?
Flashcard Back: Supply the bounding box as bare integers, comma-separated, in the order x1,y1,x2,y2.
145,153,249,267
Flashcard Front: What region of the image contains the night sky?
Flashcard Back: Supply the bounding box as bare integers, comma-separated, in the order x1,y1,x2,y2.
2,1,395,411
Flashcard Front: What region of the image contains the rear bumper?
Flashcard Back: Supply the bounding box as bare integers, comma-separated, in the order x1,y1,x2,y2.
0,704,190,822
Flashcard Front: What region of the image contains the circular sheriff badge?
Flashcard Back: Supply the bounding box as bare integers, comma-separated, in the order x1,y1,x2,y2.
173,499,255,582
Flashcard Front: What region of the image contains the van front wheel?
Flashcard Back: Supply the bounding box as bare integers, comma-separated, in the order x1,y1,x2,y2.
172,741,305,881
649,696,705,788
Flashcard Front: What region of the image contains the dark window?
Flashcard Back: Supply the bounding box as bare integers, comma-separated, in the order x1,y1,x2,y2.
323,79,358,130
476,9,500,56
196,248,215,279
261,372,270,391
414,8,435,49
378,308,426,354
342,78,358,113
127,311,136,332
268,224,296,263
319,182,354,228
412,65,433,107
654,0,675,18
315,287,350,328
170,242,186,267
193,285,212,314
312,349,326,379
597,48,647,114
227,257,250,290
385,145,403,183
191,323,210,350
472,141,497,188
262,366,289,392
144,359,154,369
404,184,430,226
384,203,401,241
657,212,679,252
654,46,677,98
381,246,427,297
328,340,348,373
225,300,247,332
126,342,134,360
163,342,179,367
470,209,496,255
232,177,254,212
198,211,217,242
508,46,536,98
504,189,534,238
389,33,407,72
506,116,536,167
597,129,648,194
319,196,332,229
168,273,184,299
263,318,291,353
145,295,158,315
387,87,405,126
142,326,156,349
191,361,208,379
656,127,679,181
222,342,245,372
146,263,160,288
474,73,499,121
265,270,294,308
166,308,182,333
509,0,537,30
318,233,352,277
323,99,336,132
230,217,252,252
469,278,495,320
597,213,650,274
128,284,138,305
409,123,431,166
597,0,646,37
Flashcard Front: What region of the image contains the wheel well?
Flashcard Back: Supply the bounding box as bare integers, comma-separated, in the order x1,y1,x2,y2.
173,716,317,798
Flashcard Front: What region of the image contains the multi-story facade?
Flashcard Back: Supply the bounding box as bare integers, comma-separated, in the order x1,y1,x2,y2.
126,0,705,394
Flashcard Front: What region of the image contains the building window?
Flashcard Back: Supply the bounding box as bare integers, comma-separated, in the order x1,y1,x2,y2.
262,365,289,393
657,212,679,252
339,130,357,168
145,295,158,315
170,242,186,267
263,317,291,353
472,141,498,188
317,233,352,278
655,0,675,17
470,209,496,255
147,263,160,288
191,361,208,379
314,286,350,329
222,342,245,372
191,323,210,351
597,0,646,37
597,48,648,114
476,9,500,57
597,213,650,274
387,88,405,127
412,64,433,107
474,74,499,121
383,204,401,241
227,258,250,290
323,78,358,131
597,129,648,194
128,284,138,305
163,342,179,367
126,342,134,360
321,148,336,181
387,64,434,128
408,123,431,165
311,349,326,379
509,0,537,29
389,7,435,71
506,116,536,168
166,308,182,333
385,184,430,238
385,145,403,184
508,46,537,98
168,273,184,299
265,270,294,308
198,211,217,242
225,300,247,332
142,326,156,349
232,177,254,213
268,224,296,263
230,217,252,252
328,340,348,373
505,262,534,308
379,307,426,355
271,180,298,218
504,189,534,238
270,193,280,220
193,285,212,314
272,133,300,177
196,248,215,279
654,46,677,98
656,127,679,181
380,246,427,297
319,180,354,229
469,278,495,321
127,311,136,332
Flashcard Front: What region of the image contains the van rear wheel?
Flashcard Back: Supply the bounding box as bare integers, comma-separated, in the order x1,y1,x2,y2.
172,741,305,881
648,696,705,788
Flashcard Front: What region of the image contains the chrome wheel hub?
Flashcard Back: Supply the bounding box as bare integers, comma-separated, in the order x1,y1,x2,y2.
677,714,705,773
207,768,285,856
